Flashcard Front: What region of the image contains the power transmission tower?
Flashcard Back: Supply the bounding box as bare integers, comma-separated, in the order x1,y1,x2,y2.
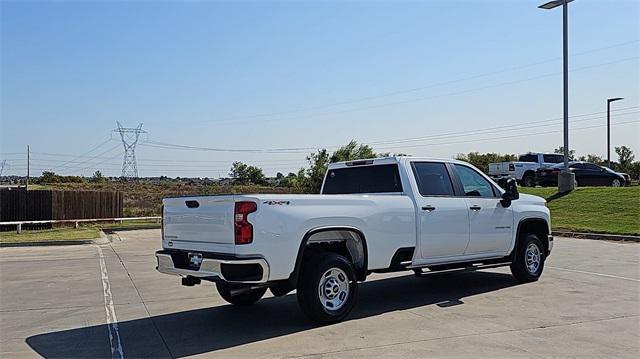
0,160,6,177
115,122,146,179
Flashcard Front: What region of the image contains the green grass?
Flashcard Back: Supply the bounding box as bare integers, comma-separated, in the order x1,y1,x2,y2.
519,186,640,236
0,226,100,243
97,220,160,231
0,220,160,243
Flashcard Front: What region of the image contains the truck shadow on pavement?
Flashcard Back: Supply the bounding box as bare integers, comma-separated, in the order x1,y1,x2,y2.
26,271,519,358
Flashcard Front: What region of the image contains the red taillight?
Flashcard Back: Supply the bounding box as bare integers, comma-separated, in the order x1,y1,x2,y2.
509,164,515,171
234,201,257,245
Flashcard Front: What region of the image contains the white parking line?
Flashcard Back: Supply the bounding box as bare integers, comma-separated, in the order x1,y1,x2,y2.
548,265,640,282
96,245,124,359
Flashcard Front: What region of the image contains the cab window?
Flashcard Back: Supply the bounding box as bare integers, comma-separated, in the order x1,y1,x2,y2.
454,164,496,198
411,162,455,196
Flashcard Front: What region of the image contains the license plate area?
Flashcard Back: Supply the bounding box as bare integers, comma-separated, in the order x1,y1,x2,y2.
188,252,203,269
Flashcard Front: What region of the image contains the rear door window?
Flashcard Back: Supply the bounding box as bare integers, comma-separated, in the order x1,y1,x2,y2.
322,164,403,194
518,154,538,163
543,154,564,163
411,162,455,196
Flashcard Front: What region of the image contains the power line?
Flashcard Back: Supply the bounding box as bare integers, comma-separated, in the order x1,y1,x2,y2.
42,143,122,172
374,120,640,151
180,56,638,129
188,40,639,126
53,138,114,171
367,109,640,146
139,107,639,154
15,120,638,177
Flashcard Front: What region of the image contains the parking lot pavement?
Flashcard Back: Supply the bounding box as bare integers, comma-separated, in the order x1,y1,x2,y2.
0,230,638,359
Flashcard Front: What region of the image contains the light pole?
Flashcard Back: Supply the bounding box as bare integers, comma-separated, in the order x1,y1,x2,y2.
607,97,623,168
539,0,575,192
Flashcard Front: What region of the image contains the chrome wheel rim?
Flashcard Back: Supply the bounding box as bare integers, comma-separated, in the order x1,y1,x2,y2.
318,268,350,311
612,179,621,187
525,243,541,274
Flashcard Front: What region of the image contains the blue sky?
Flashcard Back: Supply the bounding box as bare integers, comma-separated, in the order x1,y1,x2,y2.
1,0,638,177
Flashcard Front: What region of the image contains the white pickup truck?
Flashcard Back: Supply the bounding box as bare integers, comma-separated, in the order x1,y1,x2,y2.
488,152,564,187
156,157,552,323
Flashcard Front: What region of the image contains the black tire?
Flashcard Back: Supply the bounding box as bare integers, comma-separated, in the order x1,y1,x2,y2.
510,233,546,283
522,173,535,187
297,253,358,324
216,283,267,306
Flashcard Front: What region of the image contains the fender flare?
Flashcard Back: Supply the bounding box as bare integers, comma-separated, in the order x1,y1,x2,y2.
288,226,369,285
510,217,551,258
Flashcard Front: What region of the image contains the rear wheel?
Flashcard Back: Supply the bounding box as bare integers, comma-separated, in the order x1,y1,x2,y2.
216,283,267,306
522,173,535,187
510,234,545,283
297,253,358,324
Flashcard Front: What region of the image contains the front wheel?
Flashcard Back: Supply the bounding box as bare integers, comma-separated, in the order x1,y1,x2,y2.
611,178,622,187
216,283,267,306
510,234,545,283
297,253,358,324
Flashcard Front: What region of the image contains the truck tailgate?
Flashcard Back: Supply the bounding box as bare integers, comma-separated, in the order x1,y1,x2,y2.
489,162,508,174
163,195,235,249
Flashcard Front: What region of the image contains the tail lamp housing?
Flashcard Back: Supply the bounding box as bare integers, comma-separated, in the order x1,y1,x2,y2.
234,201,257,244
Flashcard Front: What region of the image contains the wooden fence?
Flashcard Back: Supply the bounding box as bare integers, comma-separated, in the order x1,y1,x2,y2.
0,189,123,222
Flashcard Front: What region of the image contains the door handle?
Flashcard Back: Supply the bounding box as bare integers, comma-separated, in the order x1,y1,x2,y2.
421,205,436,212
469,205,482,211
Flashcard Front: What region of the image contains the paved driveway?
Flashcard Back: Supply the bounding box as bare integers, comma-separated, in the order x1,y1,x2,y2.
1,230,638,358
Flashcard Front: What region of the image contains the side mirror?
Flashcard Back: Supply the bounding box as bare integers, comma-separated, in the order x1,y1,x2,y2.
501,178,519,207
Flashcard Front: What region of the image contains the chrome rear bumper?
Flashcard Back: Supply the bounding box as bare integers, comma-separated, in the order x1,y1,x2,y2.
156,251,269,284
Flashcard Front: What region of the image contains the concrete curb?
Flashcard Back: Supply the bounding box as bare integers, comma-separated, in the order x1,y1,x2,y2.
0,230,111,248
553,231,640,242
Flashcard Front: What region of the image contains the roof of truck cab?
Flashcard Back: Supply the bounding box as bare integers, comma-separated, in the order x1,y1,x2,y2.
327,156,471,169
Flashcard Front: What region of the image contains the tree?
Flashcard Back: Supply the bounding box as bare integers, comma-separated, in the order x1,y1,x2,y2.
299,149,330,193
455,152,517,174
91,170,106,183
615,146,635,170
277,172,300,188
229,162,266,185
553,146,575,160
329,140,376,163
577,154,604,165
297,140,387,193
40,171,60,183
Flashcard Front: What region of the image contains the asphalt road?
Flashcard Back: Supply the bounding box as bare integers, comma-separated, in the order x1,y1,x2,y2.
1,230,638,358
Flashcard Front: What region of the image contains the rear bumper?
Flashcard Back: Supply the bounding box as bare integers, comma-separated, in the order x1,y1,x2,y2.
489,174,514,180
155,250,269,284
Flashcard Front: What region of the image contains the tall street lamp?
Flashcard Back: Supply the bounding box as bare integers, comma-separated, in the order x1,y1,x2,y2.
607,97,624,168
539,0,575,192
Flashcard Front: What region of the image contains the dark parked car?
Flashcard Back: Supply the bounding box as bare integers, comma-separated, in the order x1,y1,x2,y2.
535,162,627,187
